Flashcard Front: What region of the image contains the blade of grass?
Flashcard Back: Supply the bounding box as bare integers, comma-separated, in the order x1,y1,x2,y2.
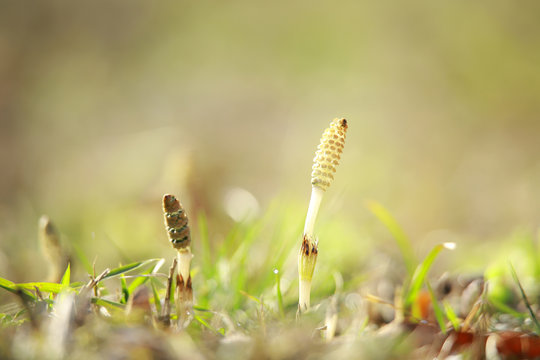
489,298,527,318
426,281,447,334
68,281,84,289
194,314,223,335
0,277,36,301
366,201,417,276
103,259,161,280
274,269,285,317
152,258,165,273
509,262,540,333
405,242,456,308
150,279,162,314
443,301,460,331
13,308,27,320
15,282,64,294
61,263,70,287
169,272,176,306
127,258,165,294
239,290,261,305
120,275,129,304
127,270,151,294
91,297,125,309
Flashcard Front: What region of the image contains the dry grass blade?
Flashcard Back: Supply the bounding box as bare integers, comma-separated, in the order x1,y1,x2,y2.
39,215,70,283
79,268,110,297
160,257,177,327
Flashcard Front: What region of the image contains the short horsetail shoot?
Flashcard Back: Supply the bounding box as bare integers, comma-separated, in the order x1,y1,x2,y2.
162,194,193,327
298,118,348,312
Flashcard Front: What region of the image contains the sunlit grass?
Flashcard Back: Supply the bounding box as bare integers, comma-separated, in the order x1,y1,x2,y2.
1,200,540,358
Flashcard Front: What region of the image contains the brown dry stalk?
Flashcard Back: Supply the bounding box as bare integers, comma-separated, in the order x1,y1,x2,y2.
160,257,177,327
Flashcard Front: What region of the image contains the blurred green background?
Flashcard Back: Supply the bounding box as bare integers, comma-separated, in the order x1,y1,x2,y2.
0,1,539,287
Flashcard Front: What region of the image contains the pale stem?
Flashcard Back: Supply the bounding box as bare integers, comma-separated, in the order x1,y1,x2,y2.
177,248,192,282
176,285,193,329
299,278,312,312
303,186,325,237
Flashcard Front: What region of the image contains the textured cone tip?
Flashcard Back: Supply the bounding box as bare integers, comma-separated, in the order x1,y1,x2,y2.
311,118,348,191
162,194,191,249
163,194,180,212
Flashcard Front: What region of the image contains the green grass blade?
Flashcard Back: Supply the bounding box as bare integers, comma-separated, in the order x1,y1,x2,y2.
443,301,460,331
106,261,145,279
127,271,151,294
274,269,284,318
61,263,71,287
0,277,36,301
169,273,176,305
127,258,165,294
150,279,162,313
16,282,64,294
103,258,161,280
239,290,261,304
405,242,455,307
366,201,417,276
151,258,165,274
0,277,19,293
91,297,125,309
489,298,527,318
509,262,540,333
194,315,223,335
120,275,129,304
426,281,447,334
193,305,211,312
